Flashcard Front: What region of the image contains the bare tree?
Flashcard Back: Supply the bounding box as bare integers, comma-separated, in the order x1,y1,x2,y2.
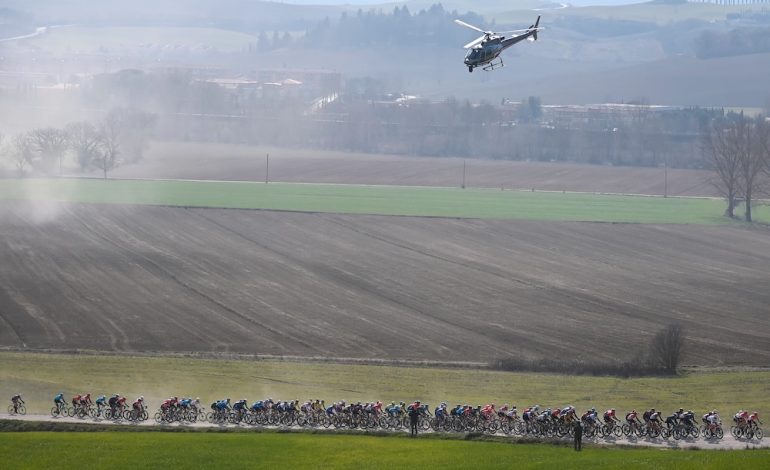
10,133,34,177
93,114,122,179
649,323,685,375
66,121,101,171
736,115,767,222
28,127,69,175
703,118,741,218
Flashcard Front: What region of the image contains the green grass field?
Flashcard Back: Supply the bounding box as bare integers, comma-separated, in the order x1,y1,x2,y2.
2,178,767,224
0,431,768,469
2,352,768,417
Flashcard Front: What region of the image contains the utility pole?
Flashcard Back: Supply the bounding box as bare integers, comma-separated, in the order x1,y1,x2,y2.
265,153,269,184
664,159,668,198
462,159,466,189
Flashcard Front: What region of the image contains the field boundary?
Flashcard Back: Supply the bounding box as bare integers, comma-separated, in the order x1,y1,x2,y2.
0,348,489,370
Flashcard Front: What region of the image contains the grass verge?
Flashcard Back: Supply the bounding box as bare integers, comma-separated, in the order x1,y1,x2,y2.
1,352,768,418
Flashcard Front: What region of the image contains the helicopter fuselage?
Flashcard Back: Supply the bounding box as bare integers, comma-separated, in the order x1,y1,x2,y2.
464,33,532,71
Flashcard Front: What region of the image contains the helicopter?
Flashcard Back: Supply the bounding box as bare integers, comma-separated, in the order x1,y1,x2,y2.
455,16,542,73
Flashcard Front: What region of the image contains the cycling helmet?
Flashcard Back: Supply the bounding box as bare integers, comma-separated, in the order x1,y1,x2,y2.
632,409,636,413
611,408,615,412
651,408,655,412
591,408,596,412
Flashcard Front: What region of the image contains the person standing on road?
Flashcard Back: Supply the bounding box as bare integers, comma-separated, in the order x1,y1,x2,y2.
408,400,421,437
573,419,583,451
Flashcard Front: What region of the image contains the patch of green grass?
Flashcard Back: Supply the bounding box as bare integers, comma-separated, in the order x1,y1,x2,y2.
0,432,768,469
2,178,765,224
1,352,768,418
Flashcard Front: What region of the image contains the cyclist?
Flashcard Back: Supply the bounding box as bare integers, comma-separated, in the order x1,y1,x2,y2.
80,393,93,407
116,395,127,411
664,411,679,430
54,392,66,414
681,410,695,430
625,409,642,435
734,410,750,429
603,408,619,426
11,394,24,413
642,408,654,424
108,394,119,415
435,402,448,421
95,395,107,414
644,409,661,434
71,393,82,410
481,403,496,420
748,412,762,430
132,396,144,417
233,399,248,420
706,410,720,432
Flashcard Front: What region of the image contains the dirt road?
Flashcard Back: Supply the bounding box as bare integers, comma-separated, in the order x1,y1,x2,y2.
4,414,765,450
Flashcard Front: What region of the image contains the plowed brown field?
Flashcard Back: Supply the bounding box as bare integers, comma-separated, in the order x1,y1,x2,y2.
1,203,768,365
109,142,716,197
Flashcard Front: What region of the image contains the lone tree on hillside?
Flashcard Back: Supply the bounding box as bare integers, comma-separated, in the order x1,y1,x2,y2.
649,323,685,375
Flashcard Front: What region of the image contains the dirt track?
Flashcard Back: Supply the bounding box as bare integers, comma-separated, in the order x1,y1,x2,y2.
4,414,766,450
1,203,769,365
107,142,717,197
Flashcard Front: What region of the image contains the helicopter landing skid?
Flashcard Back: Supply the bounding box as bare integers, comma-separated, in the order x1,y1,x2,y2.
482,58,504,72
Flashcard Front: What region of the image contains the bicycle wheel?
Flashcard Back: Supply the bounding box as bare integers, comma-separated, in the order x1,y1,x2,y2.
754,428,763,440
621,423,631,437
7,405,14,414
715,427,724,439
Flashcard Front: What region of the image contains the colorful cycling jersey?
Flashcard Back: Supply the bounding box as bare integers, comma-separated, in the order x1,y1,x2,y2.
96,396,106,405
626,412,638,421
54,393,64,403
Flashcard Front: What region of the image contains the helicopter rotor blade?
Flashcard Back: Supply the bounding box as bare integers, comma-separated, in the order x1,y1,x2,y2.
454,19,487,34
463,34,487,49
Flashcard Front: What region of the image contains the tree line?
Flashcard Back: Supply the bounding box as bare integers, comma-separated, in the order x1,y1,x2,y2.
0,108,155,178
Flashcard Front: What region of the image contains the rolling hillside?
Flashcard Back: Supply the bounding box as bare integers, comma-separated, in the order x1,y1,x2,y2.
1,202,768,365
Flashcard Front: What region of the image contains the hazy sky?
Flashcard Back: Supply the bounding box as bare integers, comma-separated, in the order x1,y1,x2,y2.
279,1,645,6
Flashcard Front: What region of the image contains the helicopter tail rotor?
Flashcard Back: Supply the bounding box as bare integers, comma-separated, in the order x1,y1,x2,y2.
532,16,540,41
